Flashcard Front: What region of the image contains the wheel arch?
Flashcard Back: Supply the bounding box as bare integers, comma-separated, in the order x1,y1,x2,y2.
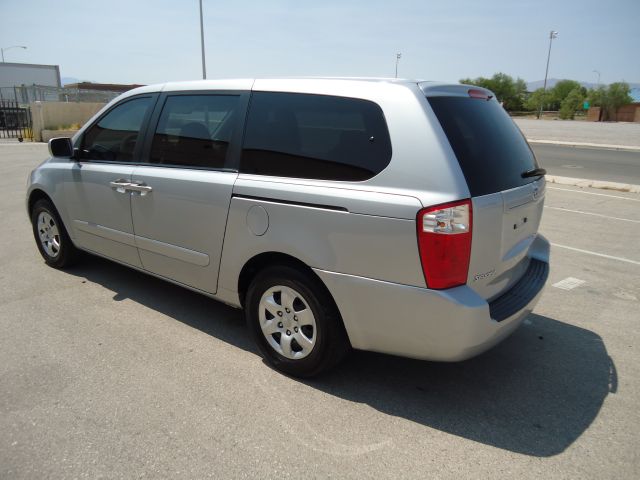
237,252,315,306
236,252,345,336
27,188,55,215
239,251,353,369
28,188,77,246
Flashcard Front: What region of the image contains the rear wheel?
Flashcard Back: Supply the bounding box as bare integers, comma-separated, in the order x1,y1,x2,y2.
245,265,349,377
31,199,79,268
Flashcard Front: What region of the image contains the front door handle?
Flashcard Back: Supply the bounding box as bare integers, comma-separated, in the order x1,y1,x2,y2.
128,182,153,196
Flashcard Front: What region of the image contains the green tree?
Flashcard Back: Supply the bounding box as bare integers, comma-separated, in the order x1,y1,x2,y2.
587,82,632,120
512,78,528,110
559,87,586,120
606,82,633,120
459,72,528,111
587,86,605,107
550,80,582,110
524,88,552,112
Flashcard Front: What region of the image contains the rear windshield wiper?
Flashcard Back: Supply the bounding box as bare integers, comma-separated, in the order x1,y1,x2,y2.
521,167,547,178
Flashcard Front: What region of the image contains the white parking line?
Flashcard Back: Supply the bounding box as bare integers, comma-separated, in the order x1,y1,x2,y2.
552,277,586,290
551,243,640,266
548,187,640,202
545,206,640,224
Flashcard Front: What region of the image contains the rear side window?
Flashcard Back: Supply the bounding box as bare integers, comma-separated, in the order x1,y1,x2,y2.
150,95,239,169
241,92,391,181
428,96,539,197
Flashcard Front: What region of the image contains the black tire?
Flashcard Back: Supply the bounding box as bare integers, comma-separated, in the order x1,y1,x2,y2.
245,265,350,378
31,198,80,269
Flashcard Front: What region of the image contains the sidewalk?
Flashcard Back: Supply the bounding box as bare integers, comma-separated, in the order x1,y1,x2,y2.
514,118,640,149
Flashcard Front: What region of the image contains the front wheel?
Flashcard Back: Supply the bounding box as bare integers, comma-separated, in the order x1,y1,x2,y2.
31,199,79,268
245,266,350,377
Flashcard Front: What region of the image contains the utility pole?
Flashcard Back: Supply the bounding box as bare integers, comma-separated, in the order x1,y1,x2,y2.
537,30,558,119
593,69,601,87
199,0,207,79
1,45,27,62
395,53,402,78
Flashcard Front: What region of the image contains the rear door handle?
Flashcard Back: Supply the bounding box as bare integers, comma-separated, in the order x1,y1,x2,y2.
109,180,152,195
109,179,132,194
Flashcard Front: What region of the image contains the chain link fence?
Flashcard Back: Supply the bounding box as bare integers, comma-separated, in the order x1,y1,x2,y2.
0,85,123,141
0,85,121,105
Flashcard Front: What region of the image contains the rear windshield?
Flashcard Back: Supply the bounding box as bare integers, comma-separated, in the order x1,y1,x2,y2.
427,96,539,197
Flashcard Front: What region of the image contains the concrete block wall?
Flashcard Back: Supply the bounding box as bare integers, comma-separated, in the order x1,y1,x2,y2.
586,105,640,123
30,101,105,141
615,104,640,123
41,129,79,143
586,107,601,121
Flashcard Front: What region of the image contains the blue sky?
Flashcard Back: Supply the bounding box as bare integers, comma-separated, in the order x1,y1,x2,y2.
1,0,638,85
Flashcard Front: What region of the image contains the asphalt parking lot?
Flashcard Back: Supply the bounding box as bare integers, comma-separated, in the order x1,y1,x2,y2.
1,144,639,479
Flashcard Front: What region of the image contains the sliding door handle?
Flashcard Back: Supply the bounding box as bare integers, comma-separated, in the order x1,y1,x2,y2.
109,180,152,196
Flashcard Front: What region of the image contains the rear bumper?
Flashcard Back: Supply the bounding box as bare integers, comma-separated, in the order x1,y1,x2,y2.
314,234,550,361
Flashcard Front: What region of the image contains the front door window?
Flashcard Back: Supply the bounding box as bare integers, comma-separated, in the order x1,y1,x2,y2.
81,97,153,162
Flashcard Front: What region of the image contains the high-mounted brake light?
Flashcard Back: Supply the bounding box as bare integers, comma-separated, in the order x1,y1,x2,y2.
468,89,492,100
417,199,472,289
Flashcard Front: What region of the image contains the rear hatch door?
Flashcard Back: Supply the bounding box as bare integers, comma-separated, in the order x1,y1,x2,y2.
424,85,546,300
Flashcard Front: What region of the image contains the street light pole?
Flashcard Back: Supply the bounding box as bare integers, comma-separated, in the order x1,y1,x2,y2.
537,30,558,119
593,69,601,87
1,45,27,62
395,53,402,78
199,0,207,79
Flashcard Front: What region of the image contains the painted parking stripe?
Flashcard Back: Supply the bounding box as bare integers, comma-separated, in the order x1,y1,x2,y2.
545,206,640,224
552,277,586,290
551,243,640,266
548,187,640,202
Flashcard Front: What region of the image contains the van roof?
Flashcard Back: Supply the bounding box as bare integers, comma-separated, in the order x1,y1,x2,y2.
120,77,476,102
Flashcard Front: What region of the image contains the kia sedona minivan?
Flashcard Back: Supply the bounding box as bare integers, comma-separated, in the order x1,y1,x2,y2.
27,78,549,377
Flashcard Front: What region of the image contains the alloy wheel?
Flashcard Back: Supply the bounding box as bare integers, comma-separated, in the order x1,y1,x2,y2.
258,285,317,359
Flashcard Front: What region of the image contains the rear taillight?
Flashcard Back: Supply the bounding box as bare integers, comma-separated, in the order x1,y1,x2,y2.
417,199,472,289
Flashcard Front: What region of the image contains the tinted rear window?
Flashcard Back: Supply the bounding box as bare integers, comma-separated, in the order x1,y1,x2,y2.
428,96,539,197
150,95,239,169
241,92,392,181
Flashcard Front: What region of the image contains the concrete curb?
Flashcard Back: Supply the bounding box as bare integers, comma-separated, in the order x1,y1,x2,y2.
547,175,640,193
528,139,640,152
0,141,39,145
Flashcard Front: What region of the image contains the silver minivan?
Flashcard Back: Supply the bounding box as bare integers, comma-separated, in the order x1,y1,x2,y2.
27,78,549,377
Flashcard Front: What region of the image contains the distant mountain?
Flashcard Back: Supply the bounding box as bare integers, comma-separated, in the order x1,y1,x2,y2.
526,78,640,91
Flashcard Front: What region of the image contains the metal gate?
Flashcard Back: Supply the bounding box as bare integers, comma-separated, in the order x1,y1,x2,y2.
0,100,32,142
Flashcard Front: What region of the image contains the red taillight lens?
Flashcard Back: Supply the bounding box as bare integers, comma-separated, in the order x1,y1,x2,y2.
468,88,492,100
417,199,472,290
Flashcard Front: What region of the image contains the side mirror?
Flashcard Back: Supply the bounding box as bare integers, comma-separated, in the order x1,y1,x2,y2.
48,137,74,158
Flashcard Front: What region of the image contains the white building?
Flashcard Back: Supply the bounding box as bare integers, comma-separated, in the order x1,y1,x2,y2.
0,62,61,102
